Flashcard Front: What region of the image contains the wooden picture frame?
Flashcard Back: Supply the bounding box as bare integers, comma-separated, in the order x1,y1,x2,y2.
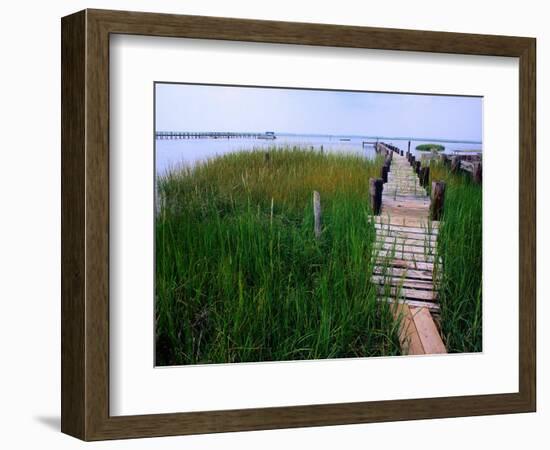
61,9,536,441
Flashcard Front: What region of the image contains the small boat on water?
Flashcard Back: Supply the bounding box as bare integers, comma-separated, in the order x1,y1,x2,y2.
339,138,351,141
258,131,277,140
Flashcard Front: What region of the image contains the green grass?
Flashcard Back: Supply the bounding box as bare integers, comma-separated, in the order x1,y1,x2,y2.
416,143,445,152
155,147,402,365
430,162,482,353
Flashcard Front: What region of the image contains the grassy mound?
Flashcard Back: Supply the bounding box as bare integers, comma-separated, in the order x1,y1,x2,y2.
416,143,445,152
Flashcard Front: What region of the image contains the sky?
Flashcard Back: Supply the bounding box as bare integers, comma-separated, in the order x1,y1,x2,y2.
155,83,482,142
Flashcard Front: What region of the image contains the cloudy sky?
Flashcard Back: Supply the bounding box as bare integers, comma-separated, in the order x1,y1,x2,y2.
155,83,482,142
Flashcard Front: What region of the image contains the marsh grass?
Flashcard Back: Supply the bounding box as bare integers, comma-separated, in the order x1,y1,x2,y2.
429,161,482,352
155,147,402,365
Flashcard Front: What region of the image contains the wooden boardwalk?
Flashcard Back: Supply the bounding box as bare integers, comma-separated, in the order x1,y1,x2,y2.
371,149,446,355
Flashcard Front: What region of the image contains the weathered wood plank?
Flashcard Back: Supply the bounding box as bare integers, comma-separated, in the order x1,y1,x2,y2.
376,242,436,255
374,223,439,235
393,304,425,355
384,183,425,189
379,208,432,220
375,234,437,246
411,307,447,354
385,176,423,181
372,275,435,290
381,202,431,210
383,188,427,195
377,285,437,302
375,216,439,228
380,198,432,208
375,257,434,272
372,266,434,281
381,194,431,203
376,250,435,263
379,297,440,313
375,229,437,241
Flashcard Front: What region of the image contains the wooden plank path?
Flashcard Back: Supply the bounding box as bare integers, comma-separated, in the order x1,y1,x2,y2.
371,148,446,355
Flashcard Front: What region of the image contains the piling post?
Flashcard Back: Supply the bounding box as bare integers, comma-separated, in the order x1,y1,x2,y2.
425,166,430,188
320,145,324,154
400,150,403,156
430,181,446,221
472,162,482,184
381,164,389,183
410,155,416,167
313,191,322,239
369,178,383,215
415,160,421,175
408,141,411,153
450,156,461,173
419,166,430,188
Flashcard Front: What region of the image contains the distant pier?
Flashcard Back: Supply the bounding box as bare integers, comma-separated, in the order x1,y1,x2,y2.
156,131,273,140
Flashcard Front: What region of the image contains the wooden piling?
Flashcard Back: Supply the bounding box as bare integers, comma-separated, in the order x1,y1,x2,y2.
369,178,383,215
420,166,430,188
415,160,421,175
472,162,482,183
430,181,446,220
425,166,430,187
450,156,461,173
408,140,411,153
410,155,415,166
313,191,322,239
381,164,389,183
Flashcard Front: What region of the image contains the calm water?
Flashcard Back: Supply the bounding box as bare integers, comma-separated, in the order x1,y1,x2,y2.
155,134,482,175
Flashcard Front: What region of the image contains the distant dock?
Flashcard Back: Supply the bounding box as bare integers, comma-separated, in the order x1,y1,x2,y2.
156,131,275,140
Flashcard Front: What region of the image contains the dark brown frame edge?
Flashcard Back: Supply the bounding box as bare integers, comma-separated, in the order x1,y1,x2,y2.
61,8,536,441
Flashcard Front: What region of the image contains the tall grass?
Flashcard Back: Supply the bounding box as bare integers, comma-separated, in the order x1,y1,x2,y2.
155,147,401,365
429,161,482,353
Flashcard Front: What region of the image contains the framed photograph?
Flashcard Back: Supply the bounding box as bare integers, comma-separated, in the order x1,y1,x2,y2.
61,9,536,440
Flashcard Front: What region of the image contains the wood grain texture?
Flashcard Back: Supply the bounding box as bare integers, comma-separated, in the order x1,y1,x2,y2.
61,8,536,441
61,10,86,439
394,304,425,356
411,307,447,354
518,36,536,412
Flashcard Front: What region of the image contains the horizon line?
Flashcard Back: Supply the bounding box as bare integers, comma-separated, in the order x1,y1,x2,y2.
154,130,482,144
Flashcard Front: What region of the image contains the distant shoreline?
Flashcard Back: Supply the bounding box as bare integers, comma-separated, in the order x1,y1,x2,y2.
155,130,482,145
